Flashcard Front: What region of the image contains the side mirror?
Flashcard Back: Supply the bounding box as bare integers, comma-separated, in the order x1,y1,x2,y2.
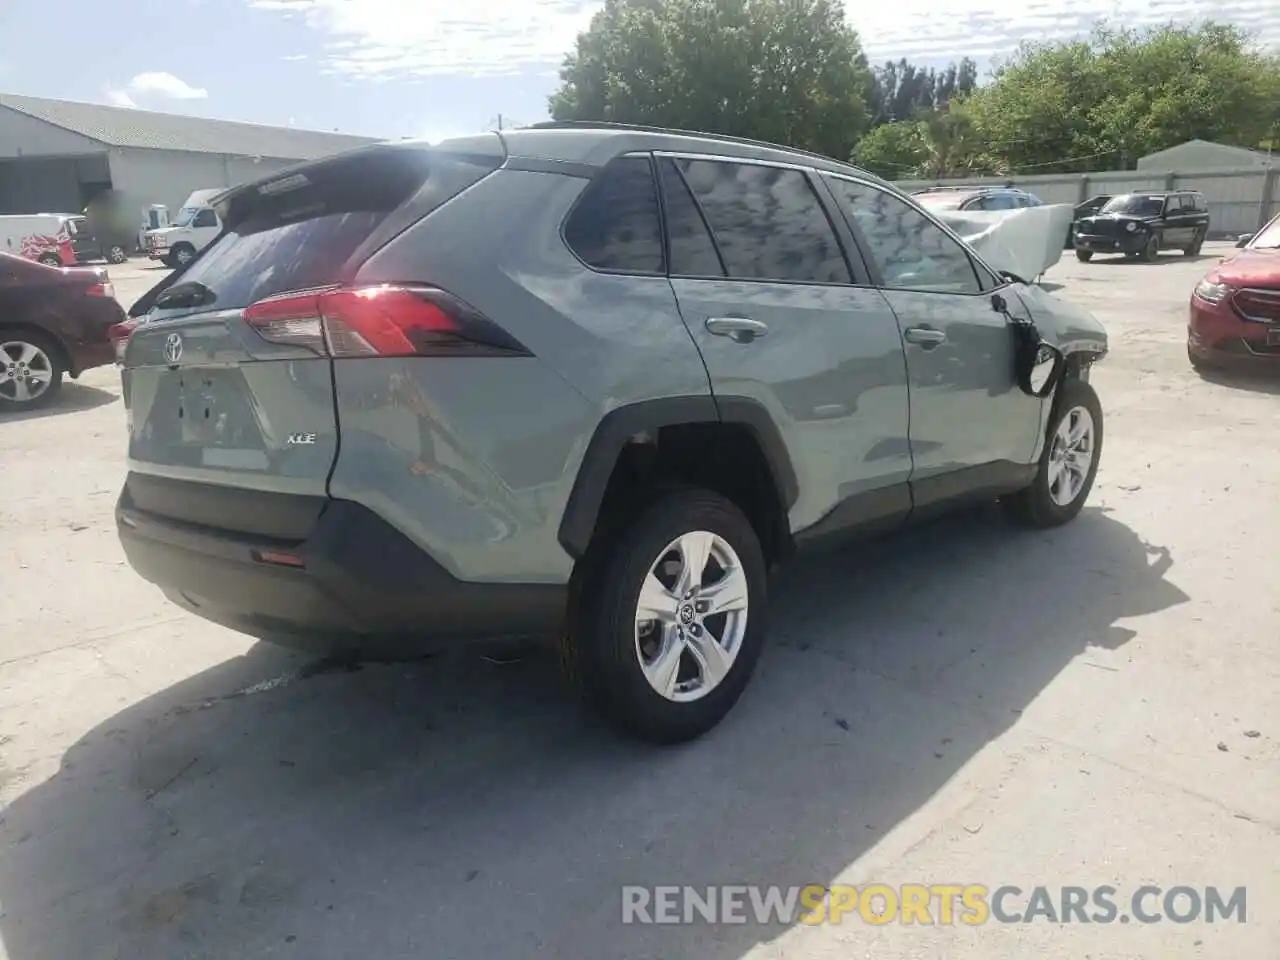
1026,342,1065,397
1236,234,1254,248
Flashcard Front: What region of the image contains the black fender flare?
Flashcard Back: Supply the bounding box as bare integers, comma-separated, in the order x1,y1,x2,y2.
557,395,798,559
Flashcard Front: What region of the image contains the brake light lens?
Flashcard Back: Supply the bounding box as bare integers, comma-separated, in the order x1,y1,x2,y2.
108,319,138,363
242,284,530,359
86,281,115,298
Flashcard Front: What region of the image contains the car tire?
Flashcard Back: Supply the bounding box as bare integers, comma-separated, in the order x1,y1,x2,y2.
1075,249,1093,262
1139,234,1159,262
37,254,61,267
0,329,65,411
1002,378,1103,529
1188,344,1210,372
171,244,196,267
106,245,128,264
561,487,768,744
1184,230,1205,256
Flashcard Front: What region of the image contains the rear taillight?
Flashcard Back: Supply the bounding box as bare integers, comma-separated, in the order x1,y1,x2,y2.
241,284,530,358
86,281,115,298
108,319,137,362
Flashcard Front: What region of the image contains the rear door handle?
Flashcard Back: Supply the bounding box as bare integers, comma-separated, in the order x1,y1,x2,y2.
903,326,947,347
705,316,769,343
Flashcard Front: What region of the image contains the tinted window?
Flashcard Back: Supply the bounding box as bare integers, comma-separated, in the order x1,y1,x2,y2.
150,211,388,314
657,158,724,277
193,209,218,228
675,158,850,284
976,193,1018,211
827,178,982,294
564,156,664,274
1102,195,1166,217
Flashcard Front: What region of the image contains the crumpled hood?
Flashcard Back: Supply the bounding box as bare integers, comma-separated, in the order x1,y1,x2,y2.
1013,282,1109,357
934,204,1074,282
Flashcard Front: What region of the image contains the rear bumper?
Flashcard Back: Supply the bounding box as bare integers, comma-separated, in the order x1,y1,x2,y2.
116,489,567,655
69,342,117,376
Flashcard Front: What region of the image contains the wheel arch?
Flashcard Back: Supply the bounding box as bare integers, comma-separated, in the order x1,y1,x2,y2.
557,395,798,561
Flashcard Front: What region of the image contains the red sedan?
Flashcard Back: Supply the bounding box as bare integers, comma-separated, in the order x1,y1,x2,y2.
1188,213,1280,371
0,251,125,410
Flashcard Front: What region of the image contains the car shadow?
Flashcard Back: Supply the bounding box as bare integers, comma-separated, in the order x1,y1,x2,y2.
1080,254,1210,266
1,382,118,421
0,507,1188,960
1195,366,1280,395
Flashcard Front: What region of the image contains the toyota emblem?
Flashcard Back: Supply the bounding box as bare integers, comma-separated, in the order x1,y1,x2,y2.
164,332,183,365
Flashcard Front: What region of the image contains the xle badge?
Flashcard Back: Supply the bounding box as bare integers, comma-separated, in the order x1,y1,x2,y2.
287,433,318,445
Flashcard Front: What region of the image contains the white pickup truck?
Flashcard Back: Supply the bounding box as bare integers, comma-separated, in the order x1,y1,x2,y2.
143,188,223,268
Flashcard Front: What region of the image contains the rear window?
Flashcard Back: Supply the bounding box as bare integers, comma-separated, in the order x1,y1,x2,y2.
146,146,498,316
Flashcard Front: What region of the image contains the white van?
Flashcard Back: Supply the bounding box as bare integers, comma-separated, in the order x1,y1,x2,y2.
0,213,78,266
143,188,224,267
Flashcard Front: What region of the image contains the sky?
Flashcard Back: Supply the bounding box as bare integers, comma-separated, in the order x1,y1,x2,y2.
0,0,1277,142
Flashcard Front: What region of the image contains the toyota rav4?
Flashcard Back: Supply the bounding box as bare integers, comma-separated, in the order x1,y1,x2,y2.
116,122,1109,743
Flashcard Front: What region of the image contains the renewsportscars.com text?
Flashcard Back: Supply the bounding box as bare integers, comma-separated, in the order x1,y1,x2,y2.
621,884,1247,926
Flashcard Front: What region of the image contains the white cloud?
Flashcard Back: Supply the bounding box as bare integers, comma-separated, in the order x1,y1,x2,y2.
105,71,209,109
852,0,1280,67
247,0,598,78
247,0,1279,81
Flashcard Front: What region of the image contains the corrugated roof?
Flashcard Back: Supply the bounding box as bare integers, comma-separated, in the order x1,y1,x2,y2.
0,93,382,159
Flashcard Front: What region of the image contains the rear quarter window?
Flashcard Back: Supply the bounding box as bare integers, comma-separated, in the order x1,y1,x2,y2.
563,156,665,275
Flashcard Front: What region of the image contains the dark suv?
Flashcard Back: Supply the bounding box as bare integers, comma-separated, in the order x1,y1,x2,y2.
116,123,1109,743
1074,191,1210,262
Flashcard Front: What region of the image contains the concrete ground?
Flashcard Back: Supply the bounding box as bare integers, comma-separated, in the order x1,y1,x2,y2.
1,246,1277,959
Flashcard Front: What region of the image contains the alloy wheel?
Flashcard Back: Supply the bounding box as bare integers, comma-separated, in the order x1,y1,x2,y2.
634,530,749,702
1047,405,1095,507
0,341,55,403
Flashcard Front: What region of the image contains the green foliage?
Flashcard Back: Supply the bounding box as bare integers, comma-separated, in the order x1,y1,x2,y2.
548,0,874,160
870,57,978,124
962,22,1280,173
549,11,1280,179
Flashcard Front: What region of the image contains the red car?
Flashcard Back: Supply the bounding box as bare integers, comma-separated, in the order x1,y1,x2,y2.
0,251,125,410
1188,213,1280,371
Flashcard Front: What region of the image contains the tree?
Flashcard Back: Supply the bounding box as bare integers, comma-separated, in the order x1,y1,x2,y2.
868,57,977,125
548,0,874,160
961,22,1280,173
854,103,992,179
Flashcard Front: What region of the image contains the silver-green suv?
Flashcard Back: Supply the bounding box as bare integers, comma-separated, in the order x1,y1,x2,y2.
116,122,1108,743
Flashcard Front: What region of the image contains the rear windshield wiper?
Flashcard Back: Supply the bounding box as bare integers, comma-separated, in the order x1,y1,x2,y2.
154,281,218,311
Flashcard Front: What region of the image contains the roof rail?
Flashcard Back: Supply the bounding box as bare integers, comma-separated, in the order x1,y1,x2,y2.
522,120,874,177
913,183,1015,193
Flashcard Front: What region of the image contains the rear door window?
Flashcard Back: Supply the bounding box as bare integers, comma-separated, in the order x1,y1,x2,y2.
657,157,724,277
673,158,850,284
563,155,665,275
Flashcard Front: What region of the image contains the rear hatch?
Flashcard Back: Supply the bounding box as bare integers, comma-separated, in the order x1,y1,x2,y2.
121,140,505,520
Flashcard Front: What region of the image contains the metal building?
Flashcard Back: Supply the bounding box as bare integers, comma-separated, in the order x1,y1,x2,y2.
1136,139,1273,172
0,93,381,217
